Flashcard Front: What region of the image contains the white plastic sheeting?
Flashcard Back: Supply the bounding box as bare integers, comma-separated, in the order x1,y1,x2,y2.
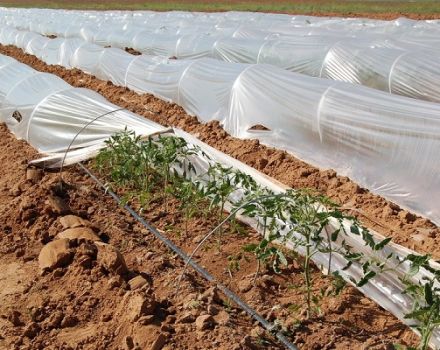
0,55,167,165
1,26,439,227
3,9,440,103
1,54,440,347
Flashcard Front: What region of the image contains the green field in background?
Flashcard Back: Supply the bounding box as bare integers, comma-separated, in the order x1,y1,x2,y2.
1,0,440,16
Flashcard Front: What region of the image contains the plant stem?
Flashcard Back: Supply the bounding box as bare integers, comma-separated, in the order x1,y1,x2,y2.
219,200,225,236
324,226,332,275
304,244,312,319
185,207,189,235
421,309,434,350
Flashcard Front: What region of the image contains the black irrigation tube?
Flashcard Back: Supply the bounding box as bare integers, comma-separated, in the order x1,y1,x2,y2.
77,162,299,350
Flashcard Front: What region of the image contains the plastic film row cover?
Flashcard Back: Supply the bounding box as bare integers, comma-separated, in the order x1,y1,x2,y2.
0,54,166,165
1,26,439,227
2,8,440,104
0,53,439,347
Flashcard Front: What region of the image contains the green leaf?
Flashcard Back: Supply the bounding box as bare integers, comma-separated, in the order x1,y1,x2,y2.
374,237,392,251
356,271,376,287
350,224,360,235
259,239,269,249
425,283,434,305
331,229,340,242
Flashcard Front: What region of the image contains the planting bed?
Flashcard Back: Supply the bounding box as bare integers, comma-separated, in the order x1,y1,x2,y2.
0,44,438,262
0,117,420,350
0,48,439,349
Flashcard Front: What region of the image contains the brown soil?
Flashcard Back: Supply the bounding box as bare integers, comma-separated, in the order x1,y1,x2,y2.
0,123,276,350
1,44,438,260
0,117,419,350
125,48,142,56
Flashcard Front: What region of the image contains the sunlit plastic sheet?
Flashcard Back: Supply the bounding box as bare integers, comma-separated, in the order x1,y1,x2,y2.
2,28,440,227
7,18,440,104
175,34,220,59
0,61,37,105
27,88,163,154
0,54,15,68
227,65,440,226
96,47,137,85
321,41,440,102
132,32,180,56
70,42,105,74
41,38,65,65
0,56,167,165
125,55,192,102
0,73,71,137
26,35,49,56
176,58,248,122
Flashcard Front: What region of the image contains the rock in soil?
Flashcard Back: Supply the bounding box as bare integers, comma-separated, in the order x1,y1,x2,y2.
9,182,23,196
26,167,43,183
138,314,155,325
207,304,219,316
213,310,230,326
150,333,166,350
124,335,135,350
46,195,70,215
6,310,23,326
23,322,41,338
176,312,195,324
128,275,149,290
126,292,157,322
96,242,127,274
238,279,253,293
56,227,100,242
60,315,78,328
38,238,73,271
59,214,92,229
195,314,214,330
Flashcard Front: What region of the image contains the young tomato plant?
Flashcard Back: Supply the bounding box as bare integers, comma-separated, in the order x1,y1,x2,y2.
243,234,288,281
239,188,391,319
241,190,288,280
404,278,440,350
204,163,258,237
152,135,200,208
281,189,392,318
173,178,204,235
399,254,440,350
95,129,160,206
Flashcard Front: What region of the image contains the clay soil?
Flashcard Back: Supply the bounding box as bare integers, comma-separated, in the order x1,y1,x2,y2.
0,118,419,350
0,44,438,261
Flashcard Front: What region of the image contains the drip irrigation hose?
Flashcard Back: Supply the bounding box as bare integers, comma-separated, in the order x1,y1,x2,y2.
77,162,298,350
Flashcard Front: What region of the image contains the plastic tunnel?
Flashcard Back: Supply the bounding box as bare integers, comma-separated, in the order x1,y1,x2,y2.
0,55,167,165
0,26,439,227
3,9,440,103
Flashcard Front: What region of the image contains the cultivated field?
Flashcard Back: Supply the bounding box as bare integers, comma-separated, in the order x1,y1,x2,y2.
1,0,440,19
0,4,439,350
